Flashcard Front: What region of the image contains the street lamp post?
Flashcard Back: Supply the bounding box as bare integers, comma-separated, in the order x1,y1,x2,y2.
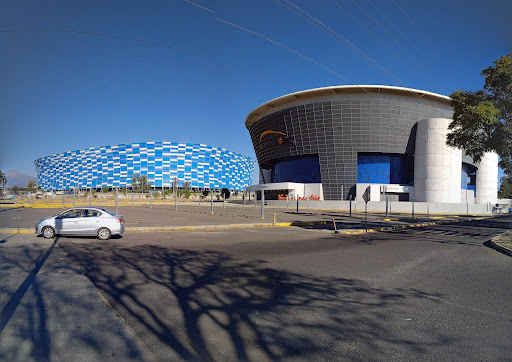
210,188,214,214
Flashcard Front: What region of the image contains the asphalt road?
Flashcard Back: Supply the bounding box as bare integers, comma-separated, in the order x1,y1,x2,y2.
1,217,512,361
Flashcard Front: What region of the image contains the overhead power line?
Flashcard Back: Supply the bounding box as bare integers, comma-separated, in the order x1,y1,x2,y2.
341,0,440,87
274,0,427,100
214,17,363,90
328,0,433,86
390,0,464,83
0,28,293,89
183,0,216,14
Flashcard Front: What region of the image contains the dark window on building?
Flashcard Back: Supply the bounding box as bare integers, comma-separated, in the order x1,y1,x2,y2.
270,155,322,183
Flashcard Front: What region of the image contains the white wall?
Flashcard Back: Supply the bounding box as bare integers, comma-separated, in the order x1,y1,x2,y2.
476,152,498,204
265,200,498,215
414,118,461,203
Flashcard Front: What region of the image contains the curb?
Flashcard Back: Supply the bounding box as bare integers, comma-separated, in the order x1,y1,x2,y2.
487,231,512,256
0,228,34,234
336,215,496,235
0,221,328,235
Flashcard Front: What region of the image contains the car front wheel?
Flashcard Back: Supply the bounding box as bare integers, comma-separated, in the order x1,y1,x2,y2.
97,227,111,240
42,226,55,239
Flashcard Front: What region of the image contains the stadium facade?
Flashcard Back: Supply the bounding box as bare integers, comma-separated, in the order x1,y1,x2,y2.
35,142,255,191
245,85,498,204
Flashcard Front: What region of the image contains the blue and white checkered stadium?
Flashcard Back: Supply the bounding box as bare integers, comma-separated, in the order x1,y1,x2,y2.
35,142,255,191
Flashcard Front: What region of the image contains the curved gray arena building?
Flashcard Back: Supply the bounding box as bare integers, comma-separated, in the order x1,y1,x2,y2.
245,85,498,204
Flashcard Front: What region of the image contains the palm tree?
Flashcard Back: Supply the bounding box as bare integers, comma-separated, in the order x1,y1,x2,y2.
131,174,140,193
140,175,148,193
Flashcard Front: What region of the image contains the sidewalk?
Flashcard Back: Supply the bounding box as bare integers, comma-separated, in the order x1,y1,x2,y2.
0,235,153,361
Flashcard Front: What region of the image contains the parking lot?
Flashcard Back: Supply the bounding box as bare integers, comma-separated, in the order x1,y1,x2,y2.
0,203,483,232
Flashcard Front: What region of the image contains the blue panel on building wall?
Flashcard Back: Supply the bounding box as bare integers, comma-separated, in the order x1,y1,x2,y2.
271,155,321,183
357,153,412,184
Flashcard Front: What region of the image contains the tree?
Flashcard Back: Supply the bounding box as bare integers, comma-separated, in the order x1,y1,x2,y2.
131,174,140,193
131,174,151,193
182,181,191,199
221,188,230,199
27,180,37,192
498,175,512,199
447,54,512,172
0,169,7,192
121,186,127,197
102,186,109,193
139,175,150,193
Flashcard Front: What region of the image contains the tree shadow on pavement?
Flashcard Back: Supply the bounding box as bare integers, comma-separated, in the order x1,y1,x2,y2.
60,242,452,361
0,237,147,361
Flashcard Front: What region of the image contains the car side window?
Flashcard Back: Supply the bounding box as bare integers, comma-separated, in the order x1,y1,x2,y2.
61,209,81,218
84,210,101,217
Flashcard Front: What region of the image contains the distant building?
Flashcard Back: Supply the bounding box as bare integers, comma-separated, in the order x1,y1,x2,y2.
245,85,498,204
35,142,255,191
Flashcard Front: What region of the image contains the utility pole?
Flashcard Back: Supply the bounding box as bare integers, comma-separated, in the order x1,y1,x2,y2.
261,190,265,219
115,186,119,215
210,188,214,214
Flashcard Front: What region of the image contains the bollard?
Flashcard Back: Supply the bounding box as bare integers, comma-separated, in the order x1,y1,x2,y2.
273,212,276,227
115,186,119,215
261,190,265,219
411,193,414,219
62,189,65,209
73,187,75,207
364,201,367,231
89,188,92,206
150,189,152,208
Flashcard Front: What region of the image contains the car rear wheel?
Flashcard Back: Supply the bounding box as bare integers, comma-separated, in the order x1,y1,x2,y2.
42,226,55,239
97,227,111,240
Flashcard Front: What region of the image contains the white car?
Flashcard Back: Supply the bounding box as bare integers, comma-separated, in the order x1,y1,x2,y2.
36,207,125,240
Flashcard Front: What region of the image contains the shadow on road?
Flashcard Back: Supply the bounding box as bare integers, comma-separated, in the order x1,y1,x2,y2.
0,238,58,360
60,242,451,361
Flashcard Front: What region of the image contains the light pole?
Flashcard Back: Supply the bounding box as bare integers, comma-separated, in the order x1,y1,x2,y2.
261,190,265,219
174,178,178,211
210,188,214,214
115,186,119,215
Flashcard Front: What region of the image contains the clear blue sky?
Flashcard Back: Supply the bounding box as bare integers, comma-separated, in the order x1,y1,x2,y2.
1,0,510,180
